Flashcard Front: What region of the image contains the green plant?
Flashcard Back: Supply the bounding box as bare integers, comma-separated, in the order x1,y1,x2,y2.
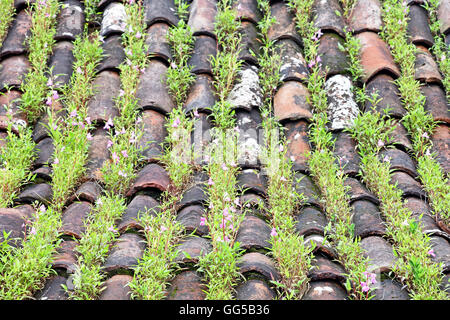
0,0,15,44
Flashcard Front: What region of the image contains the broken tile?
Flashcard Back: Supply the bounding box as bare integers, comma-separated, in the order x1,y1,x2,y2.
333,131,360,176
237,252,281,282
145,22,172,62
364,74,406,118
34,137,54,167
87,70,121,124
86,128,110,181
100,2,127,37
0,205,34,247
437,0,450,34
303,281,347,300
235,280,275,300
276,39,309,83
175,236,212,264
99,275,133,300
344,177,379,204
188,35,217,75
176,204,209,236
118,194,159,233
233,0,261,24
136,59,175,114
60,201,92,239
16,183,53,205
285,120,311,172
430,125,449,174
429,236,450,272
312,0,345,37
143,0,179,27
349,0,383,33
407,5,434,47
184,74,216,114
188,0,217,38
309,254,346,284
98,35,125,72
237,169,266,196
293,172,321,208
352,200,386,238
0,55,30,91
356,31,401,83
361,236,397,273
415,45,443,85
69,181,103,204
268,2,302,47
52,240,78,273
379,148,417,178
373,278,410,300
236,215,271,250
389,171,425,198
55,0,85,41
103,233,146,273
274,80,312,122
34,276,68,300
137,109,167,162
238,21,260,65
421,84,450,125
227,65,262,111
126,163,170,197
317,33,350,77
0,9,32,58
296,206,327,237
167,271,206,300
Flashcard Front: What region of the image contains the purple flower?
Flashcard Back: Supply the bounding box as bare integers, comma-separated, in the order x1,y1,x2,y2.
118,170,127,177
422,132,429,139
108,226,116,233
85,116,91,125
53,157,59,165
160,225,167,232
86,133,93,141
104,118,114,130
107,140,113,149
428,249,436,258
193,109,199,118
222,163,228,171
377,139,384,148
234,198,240,207
270,227,277,237
208,177,214,186
29,226,36,235
172,117,181,128
52,90,59,100
121,150,129,158
45,96,52,106
361,281,370,293
200,217,206,226
112,152,120,164
47,78,53,87
76,66,82,74
135,31,142,39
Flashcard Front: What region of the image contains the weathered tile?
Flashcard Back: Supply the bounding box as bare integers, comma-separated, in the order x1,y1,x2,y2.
293,172,321,208
0,9,32,58
136,59,175,114
379,148,417,178
268,2,302,47
118,194,159,233
34,137,54,167
421,84,450,125
34,276,68,300
178,183,207,210
349,0,383,33
87,70,121,124
312,0,345,37
373,278,410,300
32,166,52,182
389,171,425,198
238,252,280,282
333,131,360,176
69,181,103,204
0,89,27,133
429,236,450,272
296,206,327,237
98,35,125,72
437,0,450,34
176,204,209,236
317,33,350,77
100,2,127,37
55,0,85,41
86,128,110,181
188,0,217,38
360,236,397,273
235,280,275,300
137,109,167,162
60,201,92,239
356,31,400,83
364,74,406,118
52,240,78,273
274,80,312,122
227,65,262,111
237,169,266,196
309,254,346,284
0,205,34,247
388,122,413,151
143,0,179,27
276,39,309,83
188,35,217,75
167,271,206,300
352,200,386,238
233,0,261,24
304,234,337,258
184,74,216,114
99,275,133,300
344,177,379,204
415,45,443,85
145,22,172,62
238,21,260,65
407,5,434,47
303,281,347,300
236,215,271,250
240,193,268,220
126,163,170,197
16,183,53,205
430,124,449,174
0,55,31,91
235,108,263,167
285,120,311,173
103,233,145,273
175,236,212,264
48,41,75,89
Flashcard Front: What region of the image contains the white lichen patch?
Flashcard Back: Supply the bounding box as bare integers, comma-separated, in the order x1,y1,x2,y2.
100,3,127,37
227,65,262,111
325,74,359,130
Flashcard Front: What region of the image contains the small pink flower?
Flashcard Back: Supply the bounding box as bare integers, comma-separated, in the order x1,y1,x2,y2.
425,149,432,157
85,116,91,125
104,118,114,130
279,145,284,152
39,205,46,213
223,207,229,217
170,62,177,69
108,226,116,233
135,31,142,39
234,198,240,207
45,96,52,106
86,133,93,141
118,170,127,177
193,109,199,118
29,226,37,235
70,109,78,118
136,117,142,124
47,78,53,87
208,177,214,186
112,152,120,164
200,217,206,226
160,225,167,232
428,249,436,258
280,176,287,182
222,163,228,171
121,150,129,158
53,157,59,165
76,66,82,74
422,132,429,139
107,140,113,149
172,117,181,128
361,281,370,292
270,227,277,237
377,139,384,148
52,90,59,100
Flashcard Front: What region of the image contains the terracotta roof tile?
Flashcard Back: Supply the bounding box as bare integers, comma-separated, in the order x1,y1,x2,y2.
348,0,383,33
389,171,426,199
373,279,410,300
344,177,379,205
236,215,271,250
312,0,346,37
267,1,302,46
15,183,53,205
125,163,171,197
293,172,321,208
176,204,209,236
360,236,397,273
87,70,121,124
309,254,346,284
167,271,206,300
0,55,31,92
414,45,443,85
0,205,34,247
118,194,159,232
99,275,133,300
379,148,418,178
100,2,128,37
187,0,217,38
188,35,217,75
407,5,434,47
303,280,347,300
98,35,126,73
51,239,78,273
55,0,85,42
145,22,172,62
430,124,450,174
143,0,179,27
34,276,68,300
364,74,406,118
0,9,32,58
102,232,146,273
69,181,103,204
85,128,111,181
317,33,350,77
238,21,260,65
174,235,212,264
295,206,327,237
333,131,360,176
60,201,93,239
352,200,386,238
235,279,275,300
184,74,216,114
237,252,281,282
276,39,309,82
274,80,312,122
437,0,450,34
421,84,450,125
285,120,311,172
137,109,167,163
232,0,261,24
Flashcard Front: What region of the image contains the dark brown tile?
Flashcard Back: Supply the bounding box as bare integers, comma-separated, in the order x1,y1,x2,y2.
344,177,379,204
389,171,425,198
184,74,216,114
352,200,386,238
348,0,383,33
0,55,31,91
430,125,449,174
87,70,121,124
86,128,110,181
237,252,281,282
34,137,54,167
178,183,207,210
0,89,27,133
317,33,350,77
421,84,449,125
312,0,345,37
364,74,406,118
235,280,275,300
145,22,172,62
55,0,85,42
32,166,52,182
274,80,312,123
126,163,170,197
99,275,133,300
69,181,103,204
379,148,417,178
236,215,271,250
303,281,347,300
118,194,159,233
103,233,146,273
414,45,443,85
188,35,217,75
232,0,261,24
388,122,413,151
360,236,397,273
295,206,327,237
52,239,78,273
188,0,217,38
143,0,179,27
240,193,268,220
333,131,360,176
429,236,450,272
304,234,337,259
438,0,450,34
407,5,434,47
100,2,127,37
0,9,32,58
60,201,93,239
238,21,260,65
0,205,34,247
267,2,302,47
98,35,125,72
176,204,209,236
309,254,346,284
285,120,311,173
167,271,206,300
373,278,410,300
356,31,400,83
175,236,212,264
16,183,53,205
237,169,266,196
48,41,75,90
276,39,309,83
293,172,321,208
34,276,68,300
137,109,167,163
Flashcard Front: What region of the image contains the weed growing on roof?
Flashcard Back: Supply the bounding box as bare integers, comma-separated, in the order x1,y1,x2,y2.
380,0,449,225
348,108,447,300
83,0,101,25
288,0,373,299
0,0,15,44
